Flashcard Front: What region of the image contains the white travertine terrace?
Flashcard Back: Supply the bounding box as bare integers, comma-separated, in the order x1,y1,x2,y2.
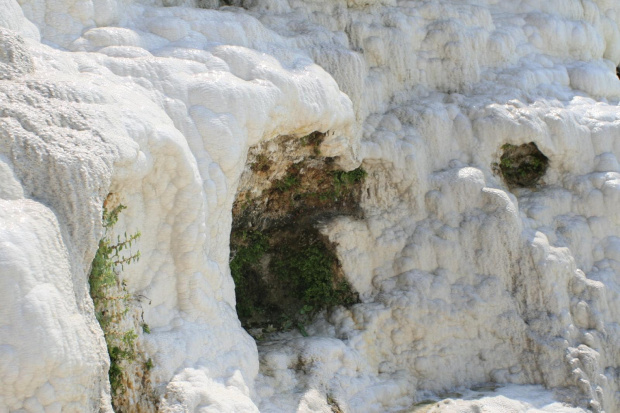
0,0,619,411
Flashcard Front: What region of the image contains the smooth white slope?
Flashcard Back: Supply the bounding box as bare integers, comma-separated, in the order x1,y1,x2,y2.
0,199,110,412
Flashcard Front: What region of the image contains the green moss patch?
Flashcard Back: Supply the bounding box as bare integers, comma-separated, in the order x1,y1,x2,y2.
496,142,548,188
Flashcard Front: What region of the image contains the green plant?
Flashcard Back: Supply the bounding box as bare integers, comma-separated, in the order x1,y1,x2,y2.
271,240,357,314
89,203,143,399
500,158,512,168
297,323,309,337
275,173,300,192
332,167,367,199
229,228,357,334
229,231,269,320
332,167,367,186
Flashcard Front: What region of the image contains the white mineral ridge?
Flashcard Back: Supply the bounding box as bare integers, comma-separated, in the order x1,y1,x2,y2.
418,384,588,412
0,0,619,412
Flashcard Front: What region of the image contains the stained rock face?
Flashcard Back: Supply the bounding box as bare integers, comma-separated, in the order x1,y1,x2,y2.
0,0,619,412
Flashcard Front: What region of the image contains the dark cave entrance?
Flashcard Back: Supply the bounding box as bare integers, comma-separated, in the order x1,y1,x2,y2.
229,132,362,338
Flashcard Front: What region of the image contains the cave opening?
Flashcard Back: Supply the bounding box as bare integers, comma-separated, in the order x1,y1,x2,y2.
495,142,549,188
230,132,362,338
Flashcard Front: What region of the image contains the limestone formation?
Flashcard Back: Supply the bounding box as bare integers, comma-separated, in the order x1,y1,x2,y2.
0,0,619,411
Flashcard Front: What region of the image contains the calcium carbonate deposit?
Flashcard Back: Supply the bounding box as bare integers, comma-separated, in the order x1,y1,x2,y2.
1,0,619,411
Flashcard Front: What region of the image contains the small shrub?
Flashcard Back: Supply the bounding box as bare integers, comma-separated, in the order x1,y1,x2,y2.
332,167,367,186
89,203,144,402
271,241,355,310
332,168,367,197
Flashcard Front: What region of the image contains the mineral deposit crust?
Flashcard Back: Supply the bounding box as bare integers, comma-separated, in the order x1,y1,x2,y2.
0,0,619,411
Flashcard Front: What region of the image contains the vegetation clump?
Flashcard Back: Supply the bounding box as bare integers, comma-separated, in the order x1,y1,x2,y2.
496,142,548,188
231,133,365,337
230,226,357,336
89,202,154,410
272,240,355,310
332,168,367,196
230,230,269,321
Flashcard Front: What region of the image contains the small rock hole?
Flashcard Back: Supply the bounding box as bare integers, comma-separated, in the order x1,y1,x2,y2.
497,142,549,188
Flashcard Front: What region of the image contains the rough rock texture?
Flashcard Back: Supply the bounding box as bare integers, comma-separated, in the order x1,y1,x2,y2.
0,0,619,412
